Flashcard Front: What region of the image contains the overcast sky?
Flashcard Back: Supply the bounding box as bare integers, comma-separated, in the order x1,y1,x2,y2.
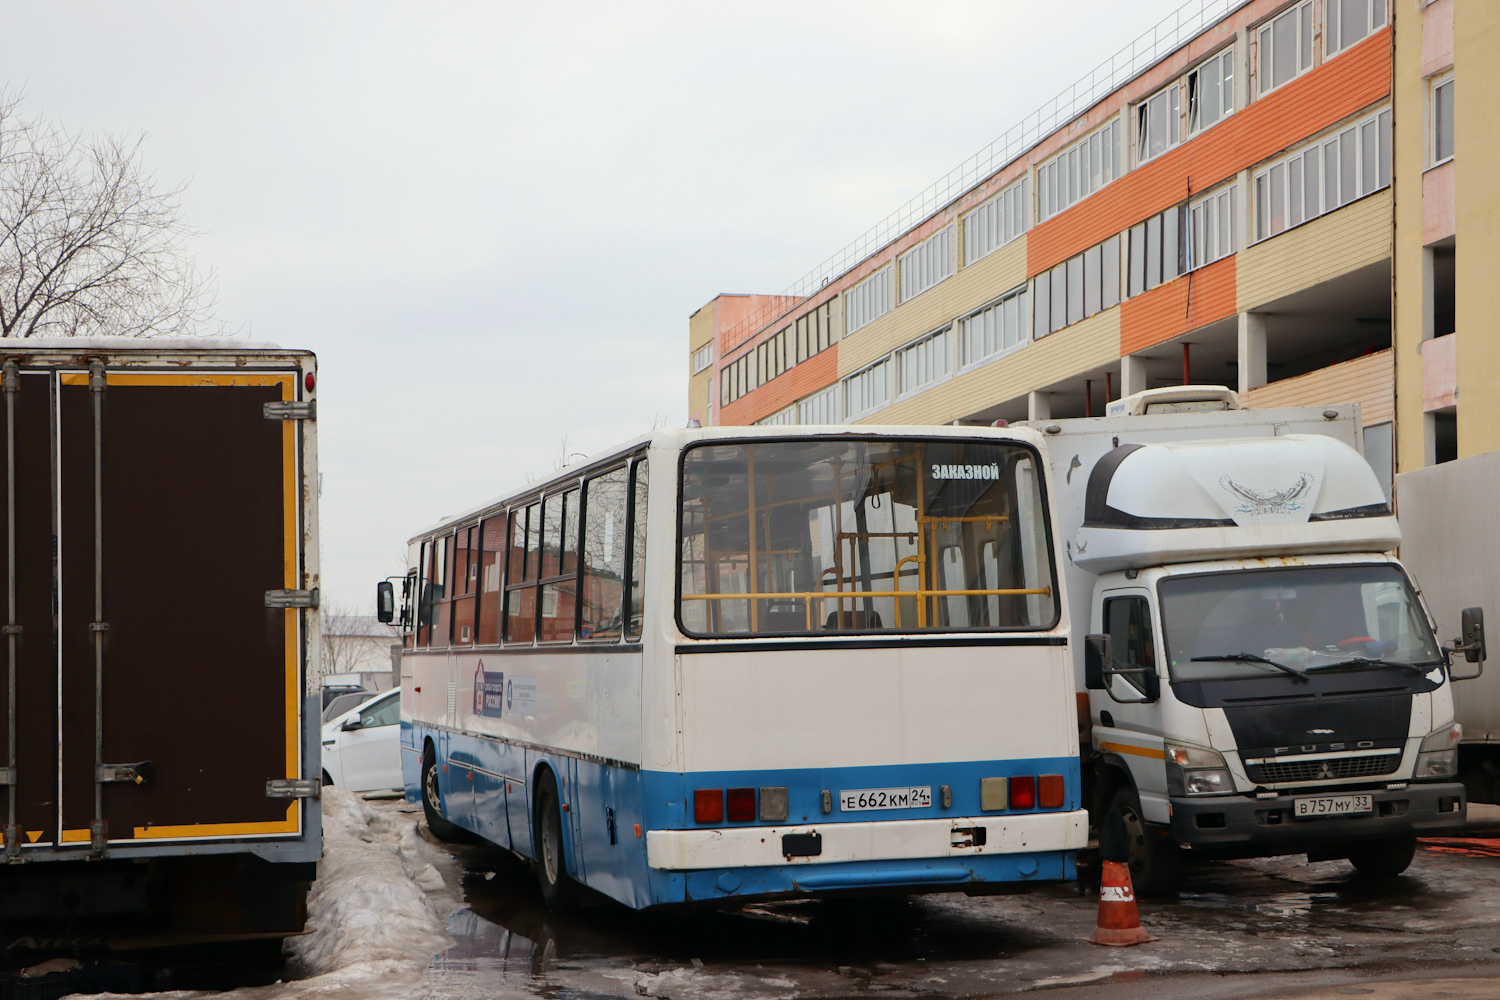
4,0,1187,610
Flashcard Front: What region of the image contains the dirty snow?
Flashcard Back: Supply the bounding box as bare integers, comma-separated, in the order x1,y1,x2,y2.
84,788,465,1000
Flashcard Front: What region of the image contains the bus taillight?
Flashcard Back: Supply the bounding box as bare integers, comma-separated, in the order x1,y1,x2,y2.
1039,774,1065,808
727,787,756,822
693,789,724,823
1009,776,1036,810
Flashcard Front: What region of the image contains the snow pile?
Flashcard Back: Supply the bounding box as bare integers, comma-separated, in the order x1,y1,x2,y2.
286,788,462,978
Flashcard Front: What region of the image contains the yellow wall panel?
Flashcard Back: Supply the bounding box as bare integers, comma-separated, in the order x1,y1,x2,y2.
1235,190,1392,313
856,306,1121,427
1241,349,1392,427
837,236,1027,375
1455,3,1500,456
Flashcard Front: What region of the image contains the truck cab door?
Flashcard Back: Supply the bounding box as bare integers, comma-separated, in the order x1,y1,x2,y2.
1092,589,1171,825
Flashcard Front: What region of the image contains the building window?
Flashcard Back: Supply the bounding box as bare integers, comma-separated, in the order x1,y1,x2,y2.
1136,83,1181,163
1038,118,1122,222
1125,207,1182,298
1032,233,1121,337
895,326,953,397
845,267,892,334
1431,73,1454,166
899,226,954,303
1253,107,1391,242
1188,47,1234,134
963,178,1030,265
1257,1,1313,95
843,359,890,418
959,286,1028,367
717,301,834,408
1187,184,1237,270
757,405,796,426
691,343,713,374
798,385,839,424
1327,0,1387,57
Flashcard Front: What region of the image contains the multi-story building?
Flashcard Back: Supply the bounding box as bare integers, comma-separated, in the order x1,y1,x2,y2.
689,0,1500,506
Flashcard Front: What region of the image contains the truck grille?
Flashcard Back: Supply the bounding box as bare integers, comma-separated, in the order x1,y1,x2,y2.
1244,753,1401,784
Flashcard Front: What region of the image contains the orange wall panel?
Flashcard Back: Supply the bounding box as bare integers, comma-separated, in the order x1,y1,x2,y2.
1119,256,1237,356
718,346,839,426
1028,28,1391,277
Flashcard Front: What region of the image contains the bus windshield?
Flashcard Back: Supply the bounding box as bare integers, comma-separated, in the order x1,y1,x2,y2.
678,437,1056,636
1160,564,1444,683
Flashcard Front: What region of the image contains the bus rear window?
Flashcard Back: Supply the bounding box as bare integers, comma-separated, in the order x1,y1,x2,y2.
678,438,1056,636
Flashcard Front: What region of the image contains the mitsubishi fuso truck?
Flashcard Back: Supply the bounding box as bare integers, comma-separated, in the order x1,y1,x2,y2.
1022,385,1479,894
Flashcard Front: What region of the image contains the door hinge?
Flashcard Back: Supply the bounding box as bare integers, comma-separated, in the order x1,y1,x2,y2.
97,761,154,786
264,400,315,420
267,778,321,799
266,588,319,609
0,767,13,786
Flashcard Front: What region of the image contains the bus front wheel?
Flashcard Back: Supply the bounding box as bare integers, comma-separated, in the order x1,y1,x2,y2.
534,769,578,910
421,744,474,843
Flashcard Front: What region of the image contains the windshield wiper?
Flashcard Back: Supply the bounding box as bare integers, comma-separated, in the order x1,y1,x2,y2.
1303,657,1438,676
1190,653,1308,681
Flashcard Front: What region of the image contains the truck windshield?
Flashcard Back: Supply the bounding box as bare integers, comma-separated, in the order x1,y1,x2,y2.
678,438,1056,636
1159,564,1443,683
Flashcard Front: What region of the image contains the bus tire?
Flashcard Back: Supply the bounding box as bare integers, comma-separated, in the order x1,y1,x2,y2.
534,769,578,910
421,743,475,843
1110,785,1182,897
1348,836,1416,877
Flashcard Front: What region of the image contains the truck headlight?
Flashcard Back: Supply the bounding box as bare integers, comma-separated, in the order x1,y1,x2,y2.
1416,722,1462,780
1165,741,1234,796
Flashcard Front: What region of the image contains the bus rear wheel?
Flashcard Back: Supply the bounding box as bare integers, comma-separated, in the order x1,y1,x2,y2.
534,769,578,910
421,744,474,843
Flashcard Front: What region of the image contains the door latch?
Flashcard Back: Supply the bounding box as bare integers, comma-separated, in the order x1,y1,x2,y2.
264,400,315,420
267,779,321,799
98,761,154,786
266,589,319,609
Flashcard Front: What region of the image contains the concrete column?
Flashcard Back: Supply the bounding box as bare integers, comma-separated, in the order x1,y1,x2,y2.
1027,391,1051,422
1422,246,1436,342
1237,311,1267,393
1120,355,1149,397
1234,27,1250,112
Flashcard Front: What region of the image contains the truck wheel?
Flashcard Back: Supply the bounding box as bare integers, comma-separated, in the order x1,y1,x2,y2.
534,769,578,910
1348,836,1416,877
421,744,475,843
1111,785,1183,896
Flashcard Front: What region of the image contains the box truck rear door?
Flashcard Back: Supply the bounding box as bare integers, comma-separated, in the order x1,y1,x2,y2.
56,369,304,848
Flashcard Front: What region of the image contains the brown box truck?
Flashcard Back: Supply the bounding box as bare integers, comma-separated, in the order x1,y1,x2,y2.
0,341,321,960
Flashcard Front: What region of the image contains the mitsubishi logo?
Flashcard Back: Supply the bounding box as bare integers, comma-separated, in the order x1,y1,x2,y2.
1316,763,1334,780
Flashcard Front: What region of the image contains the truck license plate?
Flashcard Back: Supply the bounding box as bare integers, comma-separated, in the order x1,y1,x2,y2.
839,786,932,811
1293,793,1373,818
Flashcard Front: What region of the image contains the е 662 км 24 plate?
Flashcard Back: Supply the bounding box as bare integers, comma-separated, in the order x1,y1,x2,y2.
839,786,932,811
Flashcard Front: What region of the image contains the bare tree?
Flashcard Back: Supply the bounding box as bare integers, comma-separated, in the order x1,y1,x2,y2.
0,92,216,339
319,601,397,687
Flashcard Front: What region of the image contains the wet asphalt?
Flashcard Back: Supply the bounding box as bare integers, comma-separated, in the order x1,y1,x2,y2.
414,808,1500,999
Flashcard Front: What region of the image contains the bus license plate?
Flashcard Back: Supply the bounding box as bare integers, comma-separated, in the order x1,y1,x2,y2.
1293,793,1373,818
840,786,932,811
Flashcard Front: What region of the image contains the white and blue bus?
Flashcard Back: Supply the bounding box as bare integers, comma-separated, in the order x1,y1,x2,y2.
381,426,1086,908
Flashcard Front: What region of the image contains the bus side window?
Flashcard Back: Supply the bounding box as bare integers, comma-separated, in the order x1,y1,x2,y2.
476,514,506,645
453,525,477,645
416,541,433,646
431,533,455,648
505,503,540,643
539,487,580,642
581,468,629,641
626,458,648,641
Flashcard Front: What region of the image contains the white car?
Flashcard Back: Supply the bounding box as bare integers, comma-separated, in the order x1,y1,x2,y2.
321,687,403,792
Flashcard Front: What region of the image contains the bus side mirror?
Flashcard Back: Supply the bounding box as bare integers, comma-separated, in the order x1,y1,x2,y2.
376,581,395,624
1085,634,1109,689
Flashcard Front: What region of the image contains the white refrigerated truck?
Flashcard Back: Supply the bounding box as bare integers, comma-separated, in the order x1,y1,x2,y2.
1021,385,1480,894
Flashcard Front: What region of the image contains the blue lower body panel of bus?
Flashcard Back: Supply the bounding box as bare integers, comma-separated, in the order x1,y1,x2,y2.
404,722,1082,909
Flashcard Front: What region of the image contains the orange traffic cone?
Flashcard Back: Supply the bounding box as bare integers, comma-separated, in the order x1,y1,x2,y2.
1089,807,1154,946
1090,859,1153,946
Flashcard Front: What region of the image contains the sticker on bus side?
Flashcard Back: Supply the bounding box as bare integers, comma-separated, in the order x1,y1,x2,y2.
474,664,505,718
839,786,933,811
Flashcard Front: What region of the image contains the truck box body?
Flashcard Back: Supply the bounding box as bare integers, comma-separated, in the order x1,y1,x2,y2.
1020,387,1466,884
0,341,320,937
